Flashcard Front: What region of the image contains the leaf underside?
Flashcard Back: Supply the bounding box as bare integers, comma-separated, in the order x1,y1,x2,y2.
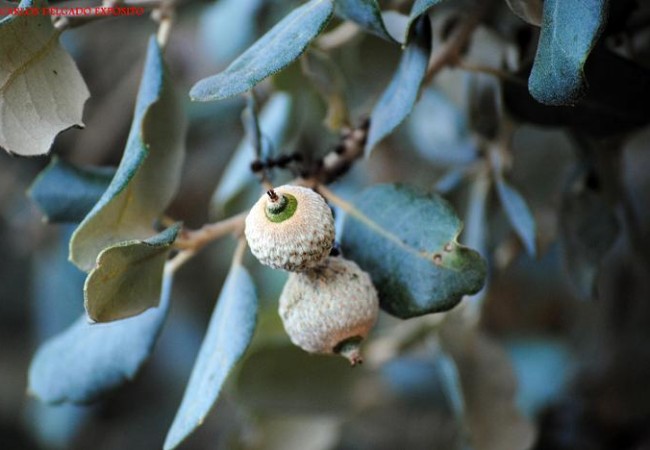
28,158,115,224
0,0,89,156
84,224,180,323
69,36,186,272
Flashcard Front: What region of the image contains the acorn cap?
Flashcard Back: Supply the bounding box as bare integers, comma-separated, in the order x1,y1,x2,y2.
245,185,335,272
279,257,379,365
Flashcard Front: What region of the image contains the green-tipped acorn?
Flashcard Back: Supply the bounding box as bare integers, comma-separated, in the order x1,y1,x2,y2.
245,185,335,272
264,189,298,223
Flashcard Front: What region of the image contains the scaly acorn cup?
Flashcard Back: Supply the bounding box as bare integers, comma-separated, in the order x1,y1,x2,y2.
279,257,379,365
245,185,335,272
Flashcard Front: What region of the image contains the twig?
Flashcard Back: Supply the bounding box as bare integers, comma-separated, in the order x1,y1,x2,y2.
174,212,247,251
154,7,174,48
166,212,247,273
165,248,197,274
316,184,355,214
231,237,248,268
456,61,526,86
423,1,490,85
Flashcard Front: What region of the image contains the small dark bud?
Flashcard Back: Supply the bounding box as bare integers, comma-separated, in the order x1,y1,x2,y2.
276,154,293,167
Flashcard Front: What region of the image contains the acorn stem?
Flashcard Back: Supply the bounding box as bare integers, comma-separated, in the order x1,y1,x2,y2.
264,192,298,223
334,336,364,367
266,194,288,214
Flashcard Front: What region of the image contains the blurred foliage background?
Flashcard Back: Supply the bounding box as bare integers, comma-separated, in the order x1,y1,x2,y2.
2,0,650,449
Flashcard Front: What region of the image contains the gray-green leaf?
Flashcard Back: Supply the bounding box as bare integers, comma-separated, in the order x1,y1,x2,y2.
69,37,186,272
28,158,115,224
405,0,445,41
28,273,174,404
528,0,608,105
84,225,180,322
190,0,334,102
164,264,258,450
336,0,396,43
0,0,90,156
340,184,487,319
495,178,537,258
211,93,292,214
365,16,431,156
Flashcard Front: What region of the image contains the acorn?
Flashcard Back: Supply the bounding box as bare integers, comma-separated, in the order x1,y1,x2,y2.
245,185,335,272
279,257,379,365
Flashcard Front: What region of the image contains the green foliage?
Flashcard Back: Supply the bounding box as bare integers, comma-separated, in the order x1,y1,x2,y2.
190,0,335,102
28,158,115,224
211,93,292,214
528,0,608,105
70,37,185,272
29,273,173,404
84,224,180,322
164,264,258,450
495,178,537,258
341,184,487,318
0,0,89,156
365,16,431,156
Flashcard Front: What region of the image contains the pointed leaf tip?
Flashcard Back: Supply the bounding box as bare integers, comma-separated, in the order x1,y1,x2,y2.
528,0,608,105
29,273,174,404
365,15,432,156
164,264,258,450
84,225,181,323
190,0,335,102
341,184,487,318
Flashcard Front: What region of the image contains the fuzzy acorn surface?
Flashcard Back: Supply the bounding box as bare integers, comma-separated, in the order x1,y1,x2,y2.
245,185,335,272
279,257,379,365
